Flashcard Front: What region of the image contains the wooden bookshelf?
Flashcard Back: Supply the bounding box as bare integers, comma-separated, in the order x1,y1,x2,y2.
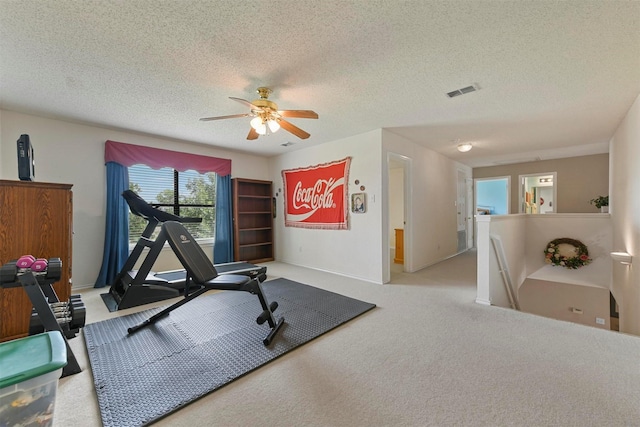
232,178,274,263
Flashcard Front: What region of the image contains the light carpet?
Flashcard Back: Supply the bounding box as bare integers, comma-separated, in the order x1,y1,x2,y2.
55,253,640,427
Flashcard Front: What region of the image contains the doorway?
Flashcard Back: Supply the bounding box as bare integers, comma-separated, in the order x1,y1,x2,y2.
519,172,557,214
386,153,411,282
475,176,510,216
474,176,509,247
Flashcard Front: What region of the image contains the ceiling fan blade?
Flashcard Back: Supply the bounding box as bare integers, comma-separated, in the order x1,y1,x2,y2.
199,113,251,121
230,97,261,111
279,119,310,139
247,127,259,140
278,110,318,119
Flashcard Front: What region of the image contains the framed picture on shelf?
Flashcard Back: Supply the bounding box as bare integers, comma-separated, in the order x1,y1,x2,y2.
351,193,366,213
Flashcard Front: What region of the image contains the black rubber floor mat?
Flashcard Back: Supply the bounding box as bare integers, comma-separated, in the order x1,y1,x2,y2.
83,278,376,427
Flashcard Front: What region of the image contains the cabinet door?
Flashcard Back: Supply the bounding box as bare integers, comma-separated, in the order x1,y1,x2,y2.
0,181,72,341
394,229,404,264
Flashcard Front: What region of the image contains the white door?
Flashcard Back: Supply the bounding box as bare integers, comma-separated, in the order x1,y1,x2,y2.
457,169,468,252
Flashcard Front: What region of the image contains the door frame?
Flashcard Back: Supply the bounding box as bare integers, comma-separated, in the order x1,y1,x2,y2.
384,152,412,283
473,175,510,247
474,176,511,215
518,172,557,214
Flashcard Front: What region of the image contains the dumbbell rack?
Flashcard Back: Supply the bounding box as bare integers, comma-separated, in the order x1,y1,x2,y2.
0,257,82,377
29,294,85,339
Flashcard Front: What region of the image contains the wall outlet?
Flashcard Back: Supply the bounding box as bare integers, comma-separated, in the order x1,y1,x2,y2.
596,317,606,325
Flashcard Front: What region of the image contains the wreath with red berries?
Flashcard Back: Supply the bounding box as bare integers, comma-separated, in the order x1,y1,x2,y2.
544,238,591,269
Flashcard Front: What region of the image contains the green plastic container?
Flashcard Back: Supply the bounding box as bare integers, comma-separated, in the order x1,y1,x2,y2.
0,331,67,427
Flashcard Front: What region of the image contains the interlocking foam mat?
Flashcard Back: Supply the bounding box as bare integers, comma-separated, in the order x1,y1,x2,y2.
83,278,376,427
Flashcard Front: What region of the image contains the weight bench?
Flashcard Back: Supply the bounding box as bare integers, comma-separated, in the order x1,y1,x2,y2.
128,221,284,346
107,189,267,311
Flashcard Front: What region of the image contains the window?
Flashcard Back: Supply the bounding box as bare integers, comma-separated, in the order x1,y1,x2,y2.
128,164,216,244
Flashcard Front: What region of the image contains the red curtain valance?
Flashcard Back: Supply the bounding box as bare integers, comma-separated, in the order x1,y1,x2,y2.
104,140,231,176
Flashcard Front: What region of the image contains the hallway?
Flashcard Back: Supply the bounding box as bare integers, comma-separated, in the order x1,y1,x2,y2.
390,249,477,294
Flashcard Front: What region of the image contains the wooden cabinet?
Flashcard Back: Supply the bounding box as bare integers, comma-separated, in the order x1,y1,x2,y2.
394,228,404,264
0,180,73,342
232,178,274,263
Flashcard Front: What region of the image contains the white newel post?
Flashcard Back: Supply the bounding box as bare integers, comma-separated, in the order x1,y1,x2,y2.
476,216,492,305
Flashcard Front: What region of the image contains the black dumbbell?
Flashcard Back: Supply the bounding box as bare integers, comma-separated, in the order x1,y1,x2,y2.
0,261,18,284
46,258,62,281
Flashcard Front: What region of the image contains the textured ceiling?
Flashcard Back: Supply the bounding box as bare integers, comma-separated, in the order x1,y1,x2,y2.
1,1,639,167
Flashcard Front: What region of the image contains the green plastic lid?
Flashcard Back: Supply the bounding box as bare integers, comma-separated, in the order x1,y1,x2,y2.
0,331,67,388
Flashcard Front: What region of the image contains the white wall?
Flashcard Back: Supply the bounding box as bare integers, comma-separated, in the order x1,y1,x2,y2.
0,110,270,288
269,130,384,283
0,109,3,177
519,279,610,330
609,93,640,335
476,214,612,319
524,214,612,278
269,128,466,284
382,130,471,276
478,215,527,307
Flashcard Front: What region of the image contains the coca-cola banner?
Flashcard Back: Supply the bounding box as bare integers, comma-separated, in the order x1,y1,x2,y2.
282,157,351,229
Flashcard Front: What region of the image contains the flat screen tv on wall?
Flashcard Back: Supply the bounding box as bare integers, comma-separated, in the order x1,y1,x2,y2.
17,134,35,181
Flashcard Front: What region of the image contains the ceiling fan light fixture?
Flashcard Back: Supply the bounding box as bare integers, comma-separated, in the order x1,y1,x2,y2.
201,87,317,140
267,119,280,133
250,117,267,135
457,142,473,153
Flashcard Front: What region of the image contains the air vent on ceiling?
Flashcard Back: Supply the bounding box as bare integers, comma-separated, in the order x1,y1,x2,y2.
492,157,541,165
447,84,479,98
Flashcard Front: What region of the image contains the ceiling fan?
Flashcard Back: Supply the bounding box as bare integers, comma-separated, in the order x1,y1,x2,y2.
200,87,318,140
